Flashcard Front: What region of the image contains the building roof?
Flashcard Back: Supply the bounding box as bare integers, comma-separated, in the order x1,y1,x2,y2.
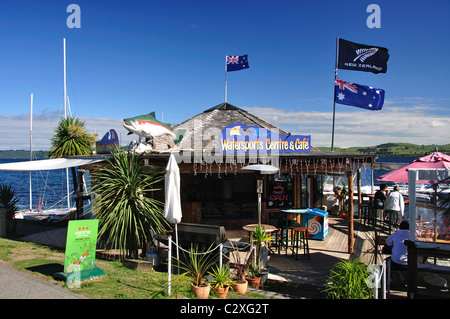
80,102,375,174
172,102,320,152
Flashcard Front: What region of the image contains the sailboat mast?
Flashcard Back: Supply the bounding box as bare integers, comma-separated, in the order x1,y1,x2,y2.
63,38,70,210
29,93,33,211
64,38,67,118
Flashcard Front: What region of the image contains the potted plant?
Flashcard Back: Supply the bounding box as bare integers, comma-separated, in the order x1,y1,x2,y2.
231,267,248,294
333,186,342,197
174,244,218,299
245,263,261,289
250,224,272,268
336,182,349,218
339,204,349,218
250,224,272,286
208,265,233,299
228,241,253,294
0,184,19,235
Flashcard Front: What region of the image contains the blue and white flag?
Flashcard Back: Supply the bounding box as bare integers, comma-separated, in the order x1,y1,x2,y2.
334,78,385,111
226,55,249,72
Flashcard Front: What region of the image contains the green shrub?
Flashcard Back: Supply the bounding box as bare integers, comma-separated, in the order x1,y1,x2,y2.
323,258,373,299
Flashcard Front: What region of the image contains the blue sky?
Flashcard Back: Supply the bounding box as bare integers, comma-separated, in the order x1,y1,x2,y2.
0,0,449,150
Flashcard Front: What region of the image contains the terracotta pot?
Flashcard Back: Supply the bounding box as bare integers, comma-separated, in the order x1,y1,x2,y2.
214,285,229,299
191,283,210,299
231,280,248,294
339,211,348,218
245,276,261,289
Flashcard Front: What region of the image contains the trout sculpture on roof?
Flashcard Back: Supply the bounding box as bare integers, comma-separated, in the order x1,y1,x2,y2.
123,112,176,139
123,112,184,154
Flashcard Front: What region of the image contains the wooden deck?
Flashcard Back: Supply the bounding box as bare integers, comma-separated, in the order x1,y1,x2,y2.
11,216,450,299
229,215,449,298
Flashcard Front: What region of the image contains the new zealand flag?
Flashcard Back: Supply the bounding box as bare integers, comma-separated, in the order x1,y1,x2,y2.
226,55,249,72
334,78,385,111
337,38,389,74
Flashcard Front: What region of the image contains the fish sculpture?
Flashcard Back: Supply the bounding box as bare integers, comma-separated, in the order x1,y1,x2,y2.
123,112,176,139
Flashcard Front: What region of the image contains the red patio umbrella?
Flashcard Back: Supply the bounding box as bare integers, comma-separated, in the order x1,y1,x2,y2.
377,152,450,184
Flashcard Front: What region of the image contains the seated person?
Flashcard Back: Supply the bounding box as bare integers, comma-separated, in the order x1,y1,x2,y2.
385,220,410,270
438,214,450,240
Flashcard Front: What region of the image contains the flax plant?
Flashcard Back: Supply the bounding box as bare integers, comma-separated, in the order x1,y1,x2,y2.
0,185,19,234
91,149,169,259
173,244,218,287
323,258,373,299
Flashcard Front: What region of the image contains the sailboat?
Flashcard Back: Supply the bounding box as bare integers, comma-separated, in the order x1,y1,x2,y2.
14,90,76,222
0,38,103,222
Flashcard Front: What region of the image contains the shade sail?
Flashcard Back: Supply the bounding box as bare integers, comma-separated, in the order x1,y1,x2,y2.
377,152,450,184
0,158,105,171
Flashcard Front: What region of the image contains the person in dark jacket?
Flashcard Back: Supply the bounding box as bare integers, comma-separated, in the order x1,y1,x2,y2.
374,183,389,207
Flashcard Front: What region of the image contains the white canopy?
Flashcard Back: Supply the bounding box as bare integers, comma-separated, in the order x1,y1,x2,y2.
163,154,182,224
0,158,105,171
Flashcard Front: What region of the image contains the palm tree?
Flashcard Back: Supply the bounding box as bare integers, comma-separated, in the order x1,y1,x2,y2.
48,117,96,218
90,149,169,259
49,117,96,158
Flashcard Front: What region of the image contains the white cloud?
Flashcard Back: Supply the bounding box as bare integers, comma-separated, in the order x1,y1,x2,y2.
0,112,135,151
243,103,450,148
1,100,448,151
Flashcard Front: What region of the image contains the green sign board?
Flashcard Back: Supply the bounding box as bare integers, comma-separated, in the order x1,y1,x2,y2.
53,219,104,286
64,219,99,273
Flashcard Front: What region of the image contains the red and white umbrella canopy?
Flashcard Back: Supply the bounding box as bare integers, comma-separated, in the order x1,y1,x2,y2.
377,152,450,184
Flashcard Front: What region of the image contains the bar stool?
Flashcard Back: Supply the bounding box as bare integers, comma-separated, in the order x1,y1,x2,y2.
361,203,370,225
269,228,282,254
292,227,310,260
284,220,301,256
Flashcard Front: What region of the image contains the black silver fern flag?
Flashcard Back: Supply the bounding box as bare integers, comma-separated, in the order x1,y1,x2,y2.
337,38,389,74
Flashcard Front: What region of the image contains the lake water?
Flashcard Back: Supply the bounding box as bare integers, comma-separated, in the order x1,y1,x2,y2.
0,158,76,211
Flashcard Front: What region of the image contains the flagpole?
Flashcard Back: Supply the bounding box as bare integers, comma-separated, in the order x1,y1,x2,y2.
224,56,228,103
331,37,339,152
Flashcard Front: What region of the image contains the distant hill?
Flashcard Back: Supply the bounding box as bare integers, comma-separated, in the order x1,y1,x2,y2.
317,143,450,157
0,150,48,159
1,143,449,159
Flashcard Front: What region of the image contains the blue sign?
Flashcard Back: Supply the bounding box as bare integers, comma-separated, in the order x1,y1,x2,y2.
96,129,119,154
219,123,311,153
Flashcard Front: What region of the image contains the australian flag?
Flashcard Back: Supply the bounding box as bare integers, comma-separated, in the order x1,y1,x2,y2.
334,78,385,111
226,55,249,72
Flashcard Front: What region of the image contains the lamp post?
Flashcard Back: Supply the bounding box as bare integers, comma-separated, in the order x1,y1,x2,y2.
242,164,279,225
256,178,263,225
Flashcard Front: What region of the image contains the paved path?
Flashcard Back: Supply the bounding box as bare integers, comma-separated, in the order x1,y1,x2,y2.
0,264,87,299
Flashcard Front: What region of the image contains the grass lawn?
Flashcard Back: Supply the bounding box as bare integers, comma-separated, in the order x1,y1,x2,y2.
0,238,268,299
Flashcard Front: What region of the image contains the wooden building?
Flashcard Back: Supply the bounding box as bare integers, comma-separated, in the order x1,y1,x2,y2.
82,102,376,253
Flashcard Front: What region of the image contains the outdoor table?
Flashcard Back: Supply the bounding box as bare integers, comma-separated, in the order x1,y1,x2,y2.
242,224,279,254
242,223,278,234
279,209,311,255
